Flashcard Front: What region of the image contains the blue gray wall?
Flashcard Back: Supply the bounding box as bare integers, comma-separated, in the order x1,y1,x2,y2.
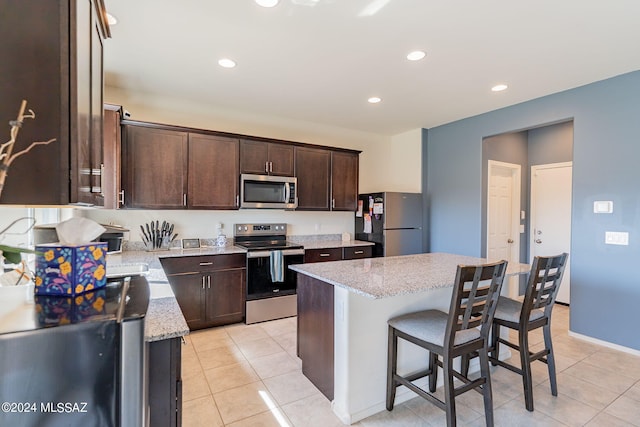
423,70,640,350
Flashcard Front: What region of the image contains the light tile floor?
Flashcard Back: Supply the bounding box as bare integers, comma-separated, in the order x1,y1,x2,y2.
181,305,640,426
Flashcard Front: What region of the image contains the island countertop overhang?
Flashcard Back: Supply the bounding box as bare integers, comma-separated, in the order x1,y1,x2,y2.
289,252,530,299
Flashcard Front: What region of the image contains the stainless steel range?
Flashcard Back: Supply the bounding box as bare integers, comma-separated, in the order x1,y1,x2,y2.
234,223,304,324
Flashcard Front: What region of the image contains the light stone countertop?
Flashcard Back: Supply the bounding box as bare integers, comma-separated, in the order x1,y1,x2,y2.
107,239,374,341
289,252,530,299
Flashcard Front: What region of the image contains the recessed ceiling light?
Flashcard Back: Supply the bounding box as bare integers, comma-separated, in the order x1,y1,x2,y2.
368,97,382,104
406,50,426,61
255,0,279,7
491,84,508,92
218,58,237,68
106,12,117,25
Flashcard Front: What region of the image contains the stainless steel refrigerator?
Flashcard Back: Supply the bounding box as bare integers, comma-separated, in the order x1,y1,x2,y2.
355,192,423,257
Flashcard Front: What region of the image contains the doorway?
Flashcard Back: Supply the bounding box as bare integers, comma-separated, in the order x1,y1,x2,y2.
530,162,572,304
482,120,573,302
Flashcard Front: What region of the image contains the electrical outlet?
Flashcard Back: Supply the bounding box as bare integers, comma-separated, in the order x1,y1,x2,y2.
605,231,629,245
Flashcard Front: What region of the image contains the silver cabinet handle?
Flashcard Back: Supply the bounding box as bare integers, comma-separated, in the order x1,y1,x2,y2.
199,262,214,266
236,195,239,207
354,250,364,254
332,198,335,209
265,162,269,173
118,190,125,206
183,193,187,206
202,276,205,289
320,253,331,257
269,161,273,173
207,276,211,289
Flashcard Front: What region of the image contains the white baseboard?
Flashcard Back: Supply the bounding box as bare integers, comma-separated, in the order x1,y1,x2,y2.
568,330,640,356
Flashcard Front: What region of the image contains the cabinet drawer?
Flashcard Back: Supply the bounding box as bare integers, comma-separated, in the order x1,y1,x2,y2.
161,253,246,275
343,246,372,260
304,248,342,263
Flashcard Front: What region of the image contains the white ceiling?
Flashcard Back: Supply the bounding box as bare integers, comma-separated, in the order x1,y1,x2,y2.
103,0,640,136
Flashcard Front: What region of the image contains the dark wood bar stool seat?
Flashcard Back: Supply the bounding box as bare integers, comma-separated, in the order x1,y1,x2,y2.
386,260,508,427
488,253,568,412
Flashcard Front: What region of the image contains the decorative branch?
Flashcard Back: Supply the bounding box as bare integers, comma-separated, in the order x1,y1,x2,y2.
0,100,56,199
5,138,57,166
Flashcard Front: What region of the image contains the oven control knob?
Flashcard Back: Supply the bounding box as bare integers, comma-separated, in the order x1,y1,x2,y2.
244,226,248,231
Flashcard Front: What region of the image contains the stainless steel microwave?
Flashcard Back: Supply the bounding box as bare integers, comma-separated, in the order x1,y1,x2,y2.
240,174,298,209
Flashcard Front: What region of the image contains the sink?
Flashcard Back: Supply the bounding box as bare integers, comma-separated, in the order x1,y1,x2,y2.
106,263,150,279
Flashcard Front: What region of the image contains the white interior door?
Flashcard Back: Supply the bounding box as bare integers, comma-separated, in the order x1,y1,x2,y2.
530,162,572,304
487,161,521,297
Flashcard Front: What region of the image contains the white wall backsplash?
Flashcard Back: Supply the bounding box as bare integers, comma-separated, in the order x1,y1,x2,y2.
81,209,354,242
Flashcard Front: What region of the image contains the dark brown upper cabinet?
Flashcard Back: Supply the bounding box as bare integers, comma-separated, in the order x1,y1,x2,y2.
295,147,360,211
295,147,332,210
102,104,123,209
240,140,294,176
123,125,188,209
188,134,239,209
122,122,240,210
331,151,359,211
0,0,109,205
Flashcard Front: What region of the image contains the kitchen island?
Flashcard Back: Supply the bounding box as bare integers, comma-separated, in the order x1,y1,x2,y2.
290,252,530,425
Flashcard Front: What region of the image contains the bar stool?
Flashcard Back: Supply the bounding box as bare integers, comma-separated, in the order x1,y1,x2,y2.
488,253,568,412
386,260,507,427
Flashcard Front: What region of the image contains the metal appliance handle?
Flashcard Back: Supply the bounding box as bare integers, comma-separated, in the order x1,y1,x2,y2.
284,182,290,203
246,248,305,258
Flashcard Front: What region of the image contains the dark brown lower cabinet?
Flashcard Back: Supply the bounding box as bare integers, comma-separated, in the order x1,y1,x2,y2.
305,245,373,263
161,254,246,330
149,337,182,427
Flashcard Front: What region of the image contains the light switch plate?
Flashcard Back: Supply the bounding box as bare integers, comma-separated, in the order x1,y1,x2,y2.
594,201,613,213
605,231,628,245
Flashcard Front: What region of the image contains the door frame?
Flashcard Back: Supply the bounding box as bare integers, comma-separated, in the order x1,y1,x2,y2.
487,160,521,297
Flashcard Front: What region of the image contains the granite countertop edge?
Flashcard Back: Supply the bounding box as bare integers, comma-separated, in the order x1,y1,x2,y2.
289,253,531,300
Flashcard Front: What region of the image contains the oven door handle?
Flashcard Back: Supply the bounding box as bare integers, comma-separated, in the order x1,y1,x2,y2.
246,248,305,259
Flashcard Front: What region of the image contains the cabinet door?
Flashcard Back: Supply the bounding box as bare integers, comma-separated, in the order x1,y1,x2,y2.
73,0,93,204
268,143,294,176
89,6,105,206
168,273,205,328
188,134,239,209
295,147,331,210
240,140,294,176
240,140,269,175
123,126,188,209
148,338,182,427
331,151,359,211
205,269,246,326
102,105,122,209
